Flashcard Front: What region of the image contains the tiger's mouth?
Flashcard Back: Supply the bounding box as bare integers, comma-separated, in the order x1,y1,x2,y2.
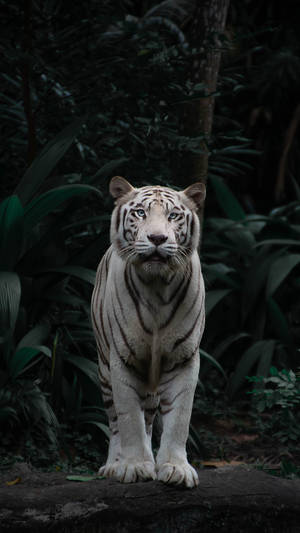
143,252,167,263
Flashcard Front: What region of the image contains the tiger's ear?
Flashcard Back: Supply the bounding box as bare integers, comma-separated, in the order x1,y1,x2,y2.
109,176,135,200
183,182,206,210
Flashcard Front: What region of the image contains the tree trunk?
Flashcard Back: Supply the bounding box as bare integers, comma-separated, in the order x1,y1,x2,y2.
176,0,230,188
22,0,37,165
1,463,300,532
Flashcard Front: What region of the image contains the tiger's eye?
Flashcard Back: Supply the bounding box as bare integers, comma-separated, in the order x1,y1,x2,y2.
136,209,146,217
168,212,178,220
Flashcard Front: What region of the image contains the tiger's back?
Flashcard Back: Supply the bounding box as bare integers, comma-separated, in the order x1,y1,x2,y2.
91,176,205,487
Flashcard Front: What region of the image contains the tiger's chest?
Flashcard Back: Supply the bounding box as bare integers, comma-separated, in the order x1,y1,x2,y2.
103,257,204,371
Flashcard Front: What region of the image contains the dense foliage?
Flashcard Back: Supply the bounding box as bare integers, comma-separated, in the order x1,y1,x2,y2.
1,0,299,470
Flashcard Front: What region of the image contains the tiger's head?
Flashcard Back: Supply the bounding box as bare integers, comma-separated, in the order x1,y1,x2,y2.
109,176,206,276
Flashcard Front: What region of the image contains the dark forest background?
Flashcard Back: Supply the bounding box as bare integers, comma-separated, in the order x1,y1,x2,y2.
1,0,300,474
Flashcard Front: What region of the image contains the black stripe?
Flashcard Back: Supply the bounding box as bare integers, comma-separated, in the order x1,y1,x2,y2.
159,263,192,329
144,407,157,416
115,205,121,232
92,308,110,359
107,311,147,388
100,380,112,394
105,251,110,278
136,271,151,286
112,303,136,357
159,388,188,415
160,406,174,415
173,305,204,350
94,256,105,293
103,399,114,409
190,213,195,238
115,282,126,322
162,345,199,374
98,365,111,386
155,274,185,305
96,339,109,367
122,208,128,241
162,194,175,201
124,266,152,334
130,269,156,314
107,312,123,361
179,268,201,322
181,214,190,245
164,198,175,206
159,371,180,387
99,305,110,348
161,388,186,406
165,272,176,285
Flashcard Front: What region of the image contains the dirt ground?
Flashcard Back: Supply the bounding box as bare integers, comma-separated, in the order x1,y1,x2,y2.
190,410,300,476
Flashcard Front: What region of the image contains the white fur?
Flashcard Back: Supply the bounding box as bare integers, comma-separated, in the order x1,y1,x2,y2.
91,179,205,488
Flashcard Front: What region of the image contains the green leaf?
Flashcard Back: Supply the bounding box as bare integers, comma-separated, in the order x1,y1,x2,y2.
217,145,258,155
204,263,234,276
229,340,272,397
77,406,106,422
63,214,111,231
63,353,100,389
80,421,110,439
66,475,105,482
0,406,18,422
32,345,52,358
0,272,21,334
267,298,293,347
205,289,232,315
199,349,226,379
38,265,96,285
87,157,129,184
0,196,24,270
210,175,246,221
43,292,87,307
23,184,101,231
242,248,283,323
14,117,86,204
203,263,239,288
188,423,207,456
16,322,51,351
255,239,300,248
225,225,256,255
267,254,300,297
8,347,42,379
256,340,276,379
213,333,251,360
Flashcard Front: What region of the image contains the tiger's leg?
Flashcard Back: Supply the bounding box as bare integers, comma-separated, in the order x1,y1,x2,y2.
156,353,200,488
97,363,122,475
103,352,156,483
99,403,121,475
144,392,160,450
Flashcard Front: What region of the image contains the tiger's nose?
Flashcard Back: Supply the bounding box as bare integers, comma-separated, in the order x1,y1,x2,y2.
148,234,168,246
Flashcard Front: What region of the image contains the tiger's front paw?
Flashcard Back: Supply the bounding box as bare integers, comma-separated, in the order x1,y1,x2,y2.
100,460,156,483
157,461,199,488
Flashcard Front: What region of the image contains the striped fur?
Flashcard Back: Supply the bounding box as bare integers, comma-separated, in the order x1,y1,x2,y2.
91,176,206,487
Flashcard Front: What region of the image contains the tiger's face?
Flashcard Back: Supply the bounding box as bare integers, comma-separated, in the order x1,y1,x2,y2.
110,177,206,275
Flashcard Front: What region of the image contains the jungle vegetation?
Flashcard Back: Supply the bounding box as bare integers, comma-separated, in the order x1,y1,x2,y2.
0,0,299,474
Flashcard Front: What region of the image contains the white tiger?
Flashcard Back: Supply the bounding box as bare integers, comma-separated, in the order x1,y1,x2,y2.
91,176,206,488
